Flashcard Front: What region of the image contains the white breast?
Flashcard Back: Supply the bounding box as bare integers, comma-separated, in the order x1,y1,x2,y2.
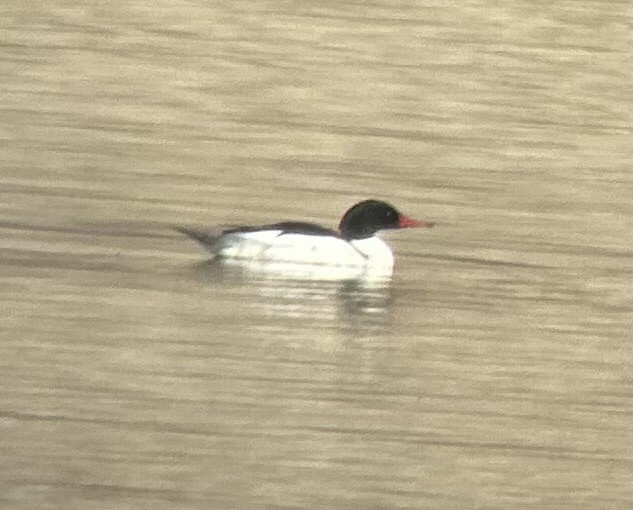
216,231,394,273
349,237,394,270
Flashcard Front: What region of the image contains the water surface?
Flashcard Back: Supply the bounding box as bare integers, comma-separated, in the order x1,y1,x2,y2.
1,1,632,508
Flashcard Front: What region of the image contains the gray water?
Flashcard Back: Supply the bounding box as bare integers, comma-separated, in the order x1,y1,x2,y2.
1,1,632,508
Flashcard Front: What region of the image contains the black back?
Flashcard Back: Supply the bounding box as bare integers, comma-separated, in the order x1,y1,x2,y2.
223,221,341,238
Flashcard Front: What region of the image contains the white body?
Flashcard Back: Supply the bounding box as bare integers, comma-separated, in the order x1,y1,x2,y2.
215,231,395,275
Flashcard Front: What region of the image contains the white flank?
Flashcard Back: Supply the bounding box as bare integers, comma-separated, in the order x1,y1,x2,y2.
216,231,395,274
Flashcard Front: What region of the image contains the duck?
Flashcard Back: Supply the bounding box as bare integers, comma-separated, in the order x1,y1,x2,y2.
177,199,434,274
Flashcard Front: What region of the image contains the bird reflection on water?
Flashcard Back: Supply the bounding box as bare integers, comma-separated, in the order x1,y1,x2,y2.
191,259,394,337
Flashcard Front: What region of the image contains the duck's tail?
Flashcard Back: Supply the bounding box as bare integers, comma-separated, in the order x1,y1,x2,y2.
175,226,222,255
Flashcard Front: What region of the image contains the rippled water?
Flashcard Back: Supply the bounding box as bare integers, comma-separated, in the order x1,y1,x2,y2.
1,1,632,508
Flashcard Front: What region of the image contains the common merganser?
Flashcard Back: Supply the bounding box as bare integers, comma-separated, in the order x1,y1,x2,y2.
177,199,434,274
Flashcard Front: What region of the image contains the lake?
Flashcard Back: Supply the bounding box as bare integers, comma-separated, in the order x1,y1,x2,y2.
1,1,632,508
